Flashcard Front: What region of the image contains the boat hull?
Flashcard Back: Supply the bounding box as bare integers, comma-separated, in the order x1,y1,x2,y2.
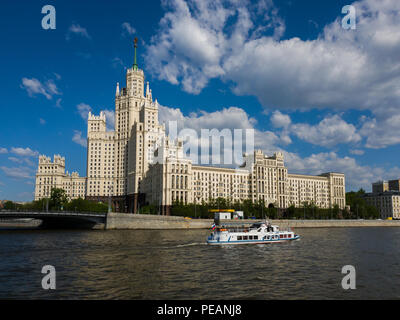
206,235,300,245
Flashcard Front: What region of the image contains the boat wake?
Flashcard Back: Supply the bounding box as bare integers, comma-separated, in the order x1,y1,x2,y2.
175,242,207,248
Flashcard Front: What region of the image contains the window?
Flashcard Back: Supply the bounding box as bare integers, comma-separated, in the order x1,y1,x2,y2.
237,236,242,240
243,236,248,240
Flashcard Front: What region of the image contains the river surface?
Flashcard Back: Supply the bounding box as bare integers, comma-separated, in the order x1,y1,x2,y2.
0,227,399,299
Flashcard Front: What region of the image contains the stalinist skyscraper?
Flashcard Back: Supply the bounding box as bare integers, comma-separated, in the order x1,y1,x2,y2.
35,39,346,214
86,38,166,212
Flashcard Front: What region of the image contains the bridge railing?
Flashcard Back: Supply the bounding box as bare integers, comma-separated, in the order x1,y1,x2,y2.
0,209,107,216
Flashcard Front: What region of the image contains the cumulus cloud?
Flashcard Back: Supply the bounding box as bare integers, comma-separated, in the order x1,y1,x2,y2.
0,166,32,180
284,151,400,192
290,115,361,147
21,77,61,100
66,24,91,40
271,111,291,128
349,149,365,156
146,0,400,149
77,103,92,120
360,115,400,149
8,157,35,166
10,147,39,157
145,0,284,94
72,130,87,147
121,22,136,36
102,109,115,131
0,148,7,154
157,103,400,190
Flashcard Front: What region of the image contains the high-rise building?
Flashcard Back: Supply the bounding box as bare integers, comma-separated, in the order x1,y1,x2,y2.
34,40,346,213
372,181,389,193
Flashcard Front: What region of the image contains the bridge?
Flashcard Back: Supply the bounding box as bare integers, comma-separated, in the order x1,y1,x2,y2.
0,211,107,229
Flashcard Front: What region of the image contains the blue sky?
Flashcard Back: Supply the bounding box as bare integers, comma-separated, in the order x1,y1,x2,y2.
1,0,400,201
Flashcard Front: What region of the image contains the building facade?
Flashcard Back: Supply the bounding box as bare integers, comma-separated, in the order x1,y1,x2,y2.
364,191,400,219
34,41,346,213
141,139,346,214
372,181,389,193
34,155,86,201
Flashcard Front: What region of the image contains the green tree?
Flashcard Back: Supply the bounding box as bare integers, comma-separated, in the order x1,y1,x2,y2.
50,188,68,210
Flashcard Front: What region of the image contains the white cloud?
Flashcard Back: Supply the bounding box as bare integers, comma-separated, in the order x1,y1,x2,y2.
0,166,32,180
102,109,115,131
55,98,62,108
10,147,39,157
159,105,286,166
290,115,361,148
360,115,400,149
72,130,87,147
0,148,7,154
112,57,124,68
39,118,46,125
67,24,91,40
145,0,284,94
271,111,291,128
121,22,136,36
7,157,35,166
146,0,400,149
158,103,400,191
349,149,365,156
8,157,23,164
77,103,92,120
283,151,400,192
21,78,61,100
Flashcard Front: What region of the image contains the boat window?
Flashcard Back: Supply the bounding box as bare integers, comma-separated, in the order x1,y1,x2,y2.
249,236,253,240
288,234,291,238
254,236,258,240
280,234,283,239
237,236,242,240
243,236,248,240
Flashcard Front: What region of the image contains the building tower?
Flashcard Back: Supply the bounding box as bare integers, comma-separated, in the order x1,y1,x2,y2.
112,38,165,212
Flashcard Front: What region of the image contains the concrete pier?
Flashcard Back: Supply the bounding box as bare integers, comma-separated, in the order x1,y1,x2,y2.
105,213,400,230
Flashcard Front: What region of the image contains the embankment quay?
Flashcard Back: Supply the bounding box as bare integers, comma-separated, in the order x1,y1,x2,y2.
105,213,400,230
1,212,399,229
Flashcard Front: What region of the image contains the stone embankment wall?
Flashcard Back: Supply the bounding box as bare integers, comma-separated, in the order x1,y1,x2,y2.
105,213,400,230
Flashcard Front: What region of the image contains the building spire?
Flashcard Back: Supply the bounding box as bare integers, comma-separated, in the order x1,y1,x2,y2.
133,37,138,71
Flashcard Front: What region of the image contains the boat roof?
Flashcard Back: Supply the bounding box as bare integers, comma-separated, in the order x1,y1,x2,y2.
216,221,266,227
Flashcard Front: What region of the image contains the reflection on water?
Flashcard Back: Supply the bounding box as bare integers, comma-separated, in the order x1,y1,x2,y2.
0,227,399,299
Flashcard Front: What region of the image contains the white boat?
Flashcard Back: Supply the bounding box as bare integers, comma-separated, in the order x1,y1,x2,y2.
206,221,300,245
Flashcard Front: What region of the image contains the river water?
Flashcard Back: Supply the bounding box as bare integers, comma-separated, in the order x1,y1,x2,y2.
0,227,399,299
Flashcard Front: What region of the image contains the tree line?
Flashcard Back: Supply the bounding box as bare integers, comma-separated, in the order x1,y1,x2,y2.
1,188,380,219
142,189,380,220
1,188,108,213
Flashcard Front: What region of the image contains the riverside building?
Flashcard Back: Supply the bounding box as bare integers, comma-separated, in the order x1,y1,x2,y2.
365,179,400,219
364,191,400,219
34,155,86,201
34,40,346,213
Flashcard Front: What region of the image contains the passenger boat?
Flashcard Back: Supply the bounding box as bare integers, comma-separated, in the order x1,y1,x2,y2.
206,220,300,245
